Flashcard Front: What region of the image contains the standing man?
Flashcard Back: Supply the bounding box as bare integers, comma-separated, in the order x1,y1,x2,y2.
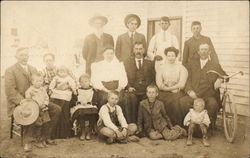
116,14,146,62
5,47,61,152
180,43,226,129
83,15,114,74
147,16,179,67
182,21,219,67
123,42,155,123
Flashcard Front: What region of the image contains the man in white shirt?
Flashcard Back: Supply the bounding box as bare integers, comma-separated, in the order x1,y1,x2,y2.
97,91,138,144
147,16,179,62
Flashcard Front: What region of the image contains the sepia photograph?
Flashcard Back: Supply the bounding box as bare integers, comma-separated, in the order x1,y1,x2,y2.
0,1,249,158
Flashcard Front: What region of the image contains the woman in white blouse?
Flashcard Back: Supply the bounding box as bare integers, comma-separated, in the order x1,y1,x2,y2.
91,46,128,109
156,47,188,126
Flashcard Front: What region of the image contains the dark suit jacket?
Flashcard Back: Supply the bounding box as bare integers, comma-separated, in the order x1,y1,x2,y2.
5,63,37,116
82,33,114,74
115,32,146,62
137,99,173,135
123,58,155,94
185,59,227,98
182,35,219,67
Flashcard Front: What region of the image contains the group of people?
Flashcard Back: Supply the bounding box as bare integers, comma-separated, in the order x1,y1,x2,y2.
5,14,227,152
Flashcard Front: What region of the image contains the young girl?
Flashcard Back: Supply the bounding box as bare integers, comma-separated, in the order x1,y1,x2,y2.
71,74,98,141
49,65,77,139
184,98,211,147
25,73,51,148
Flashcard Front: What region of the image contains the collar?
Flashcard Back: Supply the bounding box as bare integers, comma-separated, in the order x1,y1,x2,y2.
94,31,103,39
128,31,135,37
160,29,170,34
200,58,209,63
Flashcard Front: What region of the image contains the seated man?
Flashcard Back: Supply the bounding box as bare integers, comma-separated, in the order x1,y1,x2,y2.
97,90,139,144
137,85,186,140
180,43,227,129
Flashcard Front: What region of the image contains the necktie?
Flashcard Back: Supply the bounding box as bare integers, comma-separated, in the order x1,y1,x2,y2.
163,31,166,41
138,59,142,69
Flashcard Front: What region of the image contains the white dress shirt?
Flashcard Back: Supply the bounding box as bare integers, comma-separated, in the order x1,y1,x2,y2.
200,58,208,69
147,29,179,61
19,64,29,72
128,31,135,38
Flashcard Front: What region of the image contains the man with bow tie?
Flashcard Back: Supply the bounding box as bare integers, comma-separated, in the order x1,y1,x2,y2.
123,42,155,123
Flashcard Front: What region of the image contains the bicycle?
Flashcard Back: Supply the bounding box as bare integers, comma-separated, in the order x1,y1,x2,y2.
207,70,244,143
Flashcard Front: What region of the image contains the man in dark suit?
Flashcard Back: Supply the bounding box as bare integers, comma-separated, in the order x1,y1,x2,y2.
115,14,147,62
5,47,61,152
83,15,114,74
182,21,219,68
180,43,227,128
123,42,155,123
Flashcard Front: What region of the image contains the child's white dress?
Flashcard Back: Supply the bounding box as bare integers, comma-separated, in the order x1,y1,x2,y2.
183,108,211,127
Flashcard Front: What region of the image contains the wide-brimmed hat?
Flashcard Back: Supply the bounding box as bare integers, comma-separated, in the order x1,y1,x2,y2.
13,99,39,126
124,14,141,28
89,15,108,26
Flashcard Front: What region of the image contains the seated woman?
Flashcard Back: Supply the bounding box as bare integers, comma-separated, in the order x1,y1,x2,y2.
137,85,186,140
91,46,128,109
97,90,138,144
156,47,188,126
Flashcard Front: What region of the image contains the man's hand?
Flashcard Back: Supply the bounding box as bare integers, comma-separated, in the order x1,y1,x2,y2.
154,55,163,61
128,87,136,93
214,78,222,90
187,90,197,99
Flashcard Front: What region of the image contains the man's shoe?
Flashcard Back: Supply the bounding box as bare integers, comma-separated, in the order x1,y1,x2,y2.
106,137,114,144
24,143,32,152
128,135,140,142
46,139,57,145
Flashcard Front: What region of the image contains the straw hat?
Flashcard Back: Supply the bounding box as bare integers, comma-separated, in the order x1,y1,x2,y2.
124,14,141,28
13,99,39,126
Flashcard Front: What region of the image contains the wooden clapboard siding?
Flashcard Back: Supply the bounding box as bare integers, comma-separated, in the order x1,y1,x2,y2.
184,2,249,116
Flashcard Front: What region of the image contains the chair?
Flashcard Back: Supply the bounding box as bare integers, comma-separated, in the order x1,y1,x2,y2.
10,115,24,146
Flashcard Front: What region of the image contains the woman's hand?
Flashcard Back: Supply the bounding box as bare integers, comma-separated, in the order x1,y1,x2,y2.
128,87,136,93
187,90,197,99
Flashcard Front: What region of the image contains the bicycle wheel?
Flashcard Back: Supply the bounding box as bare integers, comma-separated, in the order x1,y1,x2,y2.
222,92,237,143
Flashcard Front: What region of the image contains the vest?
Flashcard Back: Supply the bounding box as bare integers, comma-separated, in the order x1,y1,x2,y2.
134,68,146,95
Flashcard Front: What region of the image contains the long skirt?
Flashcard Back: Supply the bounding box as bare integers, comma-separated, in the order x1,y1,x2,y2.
158,90,185,127
50,98,72,139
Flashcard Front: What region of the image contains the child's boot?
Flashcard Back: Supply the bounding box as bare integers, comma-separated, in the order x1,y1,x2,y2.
200,123,210,147
202,136,210,147
85,126,91,140
80,128,85,141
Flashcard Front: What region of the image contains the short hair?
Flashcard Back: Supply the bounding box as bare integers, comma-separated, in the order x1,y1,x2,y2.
194,98,205,106
191,21,201,27
43,53,55,61
146,84,159,93
108,90,120,98
164,47,179,57
102,45,114,54
199,42,210,49
16,47,29,55
160,16,170,23
127,17,137,24
79,73,90,82
31,72,43,82
133,41,144,49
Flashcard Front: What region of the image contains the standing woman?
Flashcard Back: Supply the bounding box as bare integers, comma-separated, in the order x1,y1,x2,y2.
91,46,128,109
156,47,188,126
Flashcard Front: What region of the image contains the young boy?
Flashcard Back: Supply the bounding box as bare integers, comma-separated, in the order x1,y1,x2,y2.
71,74,98,141
184,98,211,147
137,85,186,140
25,73,51,148
97,90,139,144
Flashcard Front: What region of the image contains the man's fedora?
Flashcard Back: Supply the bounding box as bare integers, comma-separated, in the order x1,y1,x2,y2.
89,15,108,26
124,14,141,28
13,99,39,126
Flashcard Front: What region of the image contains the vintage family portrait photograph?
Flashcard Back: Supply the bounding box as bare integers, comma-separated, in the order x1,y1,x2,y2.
0,1,249,158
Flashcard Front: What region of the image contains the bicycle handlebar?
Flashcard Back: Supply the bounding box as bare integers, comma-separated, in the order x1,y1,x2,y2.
207,70,244,79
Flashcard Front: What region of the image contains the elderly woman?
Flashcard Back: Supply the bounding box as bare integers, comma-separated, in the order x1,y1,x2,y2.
91,46,128,109
156,47,188,126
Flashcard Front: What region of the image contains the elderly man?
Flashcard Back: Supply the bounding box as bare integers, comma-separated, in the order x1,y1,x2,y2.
123,41,155,123
115,14,146,62
5,47,61,152
180,43,227,129
182,21,219,67
147,16,179,63
83,15,114,74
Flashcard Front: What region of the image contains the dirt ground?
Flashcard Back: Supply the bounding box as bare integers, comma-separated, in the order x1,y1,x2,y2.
1,77,250,158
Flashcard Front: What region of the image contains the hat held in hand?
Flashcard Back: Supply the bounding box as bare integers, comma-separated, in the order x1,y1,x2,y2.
13,99,39,126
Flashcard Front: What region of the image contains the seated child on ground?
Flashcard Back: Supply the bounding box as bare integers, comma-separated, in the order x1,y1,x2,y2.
24,73,51,149
70,74,98,141
137,85,186,140
97,90,139,144
184,98,211,147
